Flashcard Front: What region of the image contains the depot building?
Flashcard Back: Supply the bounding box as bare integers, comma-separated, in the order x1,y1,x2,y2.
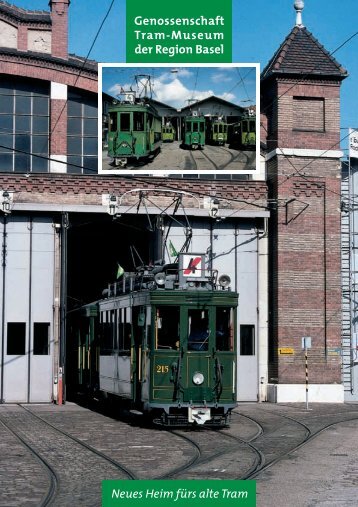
0,0,351,404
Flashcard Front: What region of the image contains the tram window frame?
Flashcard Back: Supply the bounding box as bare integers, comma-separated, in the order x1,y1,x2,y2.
100,312,113,355
188,309,209,351
216,307,234,351
7,322,26,355
155,306,180,350
120,112,130,132
133,111,144,131
33,322,50,355
109,112,117,132
240,325,255,356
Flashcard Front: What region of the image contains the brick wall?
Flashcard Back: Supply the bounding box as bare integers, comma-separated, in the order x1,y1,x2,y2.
268,153,341,384
49,0,70,59
0,55,97,93
263,67,344,385
263,78,341,152
50,99,67,155
0,174,268,212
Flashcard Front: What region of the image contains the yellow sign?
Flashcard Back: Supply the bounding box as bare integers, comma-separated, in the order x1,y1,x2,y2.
279,347,295,355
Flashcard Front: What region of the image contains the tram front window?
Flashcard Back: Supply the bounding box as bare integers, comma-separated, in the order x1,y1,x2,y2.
188,309,209,351
120,113,130,131
216,307,234,351
155,306,179,349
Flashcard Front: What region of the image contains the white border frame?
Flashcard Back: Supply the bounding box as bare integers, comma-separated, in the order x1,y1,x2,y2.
98,62,260,176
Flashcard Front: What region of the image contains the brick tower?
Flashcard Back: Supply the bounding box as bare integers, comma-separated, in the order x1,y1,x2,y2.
261,1,348,401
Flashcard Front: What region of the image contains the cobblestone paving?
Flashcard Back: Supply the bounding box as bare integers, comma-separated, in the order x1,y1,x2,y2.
1,402,357,506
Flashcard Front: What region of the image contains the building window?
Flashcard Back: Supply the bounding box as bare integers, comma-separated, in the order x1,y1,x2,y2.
7,322,26,355
293,97,325,132
0,77,49,173
33,323,50,355
240,325,255,356
67,89,98,174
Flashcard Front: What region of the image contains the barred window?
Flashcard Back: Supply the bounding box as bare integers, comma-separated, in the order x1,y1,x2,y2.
67,89,98,174
0,77,49,173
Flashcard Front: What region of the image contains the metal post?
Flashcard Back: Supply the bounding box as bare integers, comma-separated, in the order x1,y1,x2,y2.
305,346,308,410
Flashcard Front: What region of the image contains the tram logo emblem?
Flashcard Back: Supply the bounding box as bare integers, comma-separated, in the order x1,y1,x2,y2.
180,253,205,278
184,256,202,275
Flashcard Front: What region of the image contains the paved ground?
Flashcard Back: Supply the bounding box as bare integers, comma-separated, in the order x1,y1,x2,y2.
101,141,256,174
0,402,357,506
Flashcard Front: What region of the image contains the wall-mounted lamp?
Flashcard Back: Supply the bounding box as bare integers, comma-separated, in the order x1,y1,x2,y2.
107,194,118,216
209,198,220,219
1,191,13,214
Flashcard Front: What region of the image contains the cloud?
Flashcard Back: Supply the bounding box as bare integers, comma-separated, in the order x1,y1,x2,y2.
107,69,240,108
211,72,234,84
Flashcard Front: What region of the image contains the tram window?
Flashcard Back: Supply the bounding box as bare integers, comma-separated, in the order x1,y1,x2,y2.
188,309,209,351
200,122,205,132
216,308,233,351
33,323,50,355
123,323,132,350
218,124,223,133
242,120,248,133
118,309,123,349
111,310,117,349
7,322,26,355
109,112,117,132
240,325,255,355
133,112,144,131
155,306,179,349
101,322,113,353
192,122,198,131
186,121,191,131
249,120,255,133
120,113,130,131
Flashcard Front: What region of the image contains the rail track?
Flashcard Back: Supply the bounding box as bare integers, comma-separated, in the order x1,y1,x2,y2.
2,402,358,505
0,404,137,506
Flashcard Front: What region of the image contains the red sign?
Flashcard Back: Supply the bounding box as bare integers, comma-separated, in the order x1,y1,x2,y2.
183,256,202,276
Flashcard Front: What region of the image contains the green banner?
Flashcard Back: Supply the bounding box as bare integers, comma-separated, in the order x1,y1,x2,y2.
126,0,232,63
102,480,256,507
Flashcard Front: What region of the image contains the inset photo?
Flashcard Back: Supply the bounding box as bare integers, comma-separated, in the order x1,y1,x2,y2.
99,63,259,175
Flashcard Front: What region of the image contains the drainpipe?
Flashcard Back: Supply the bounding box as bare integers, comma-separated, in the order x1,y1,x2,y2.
59,212,68,404
0,216,7,403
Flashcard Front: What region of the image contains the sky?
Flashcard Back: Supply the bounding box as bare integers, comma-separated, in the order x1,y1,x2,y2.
9,0,358,152
101,66,257,109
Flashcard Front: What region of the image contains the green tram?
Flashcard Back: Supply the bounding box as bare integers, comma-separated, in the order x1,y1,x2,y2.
69,254,238,426
107,99,162,167
228,114,256,150
207,119,228,146
162,124,176,142
182,115,205,150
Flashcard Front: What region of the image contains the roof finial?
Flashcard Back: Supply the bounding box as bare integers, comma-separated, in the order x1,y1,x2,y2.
294,0,304,27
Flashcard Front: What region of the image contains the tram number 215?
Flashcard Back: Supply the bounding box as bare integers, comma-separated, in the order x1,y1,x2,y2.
156,365,169,373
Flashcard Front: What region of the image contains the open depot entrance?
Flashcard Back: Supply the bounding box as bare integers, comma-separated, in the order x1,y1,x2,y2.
65,212,157,398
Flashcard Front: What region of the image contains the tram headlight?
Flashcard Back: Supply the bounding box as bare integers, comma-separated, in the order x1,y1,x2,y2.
218,274,231,288
192,372,204,385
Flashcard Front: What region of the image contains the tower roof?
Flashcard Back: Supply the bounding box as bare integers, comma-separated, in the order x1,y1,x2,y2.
261,26,348,82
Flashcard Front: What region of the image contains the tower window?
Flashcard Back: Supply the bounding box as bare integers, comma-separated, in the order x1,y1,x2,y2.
293,97,325,132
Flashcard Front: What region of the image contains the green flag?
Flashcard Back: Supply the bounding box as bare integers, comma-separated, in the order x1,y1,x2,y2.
169,240,178,258
116,263,124,279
